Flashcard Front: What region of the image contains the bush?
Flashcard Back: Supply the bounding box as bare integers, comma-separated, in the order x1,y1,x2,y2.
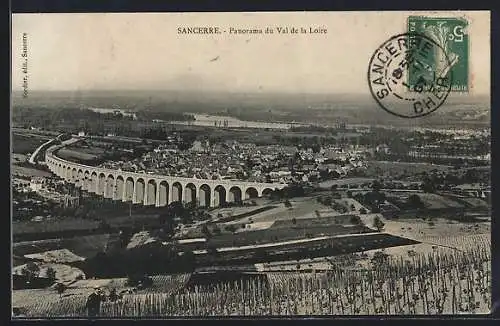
201,225,211,238
408,194,425,209
373,216,385,232
224,225,236,233
46,267,57,281
350,215,362,225
21,262,40,280
54,282,66,298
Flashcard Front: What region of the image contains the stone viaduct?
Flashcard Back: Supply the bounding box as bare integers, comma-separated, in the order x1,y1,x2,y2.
45,143,286,208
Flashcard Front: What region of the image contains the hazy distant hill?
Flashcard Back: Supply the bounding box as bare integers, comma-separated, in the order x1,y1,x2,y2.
12,90,489,128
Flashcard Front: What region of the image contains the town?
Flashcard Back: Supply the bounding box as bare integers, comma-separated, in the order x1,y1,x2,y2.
11,10,491,318
11,101,491,317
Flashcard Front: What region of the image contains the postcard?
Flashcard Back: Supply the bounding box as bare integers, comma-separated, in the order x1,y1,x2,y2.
11,11,491,317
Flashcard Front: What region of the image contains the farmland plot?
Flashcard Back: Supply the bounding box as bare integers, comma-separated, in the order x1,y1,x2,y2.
39,243,489,317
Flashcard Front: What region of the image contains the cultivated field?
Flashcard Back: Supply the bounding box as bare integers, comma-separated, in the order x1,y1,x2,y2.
11,165,52,178
14,242,490,317
364,161,451,179
56,148,100,162
239,197,332,223
13,234,114,258
416,193,465,209
12,133,50,154
319,178,375,189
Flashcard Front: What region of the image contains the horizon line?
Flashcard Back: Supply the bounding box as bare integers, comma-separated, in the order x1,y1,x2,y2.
11,89,490,97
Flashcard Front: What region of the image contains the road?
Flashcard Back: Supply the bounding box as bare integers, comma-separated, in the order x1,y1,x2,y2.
28,139,56,164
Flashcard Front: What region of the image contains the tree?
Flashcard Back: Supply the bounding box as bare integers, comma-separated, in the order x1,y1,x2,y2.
46,266,57,281
55,282,66,298
373,216,385,232
21,262,40,281
201,225,212,238
346,190,353,198
421,176,436,193
118,229,132,248
371,180,382,192
108,288,119,302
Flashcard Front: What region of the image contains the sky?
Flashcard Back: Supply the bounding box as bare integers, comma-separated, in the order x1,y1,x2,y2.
11,11,490,95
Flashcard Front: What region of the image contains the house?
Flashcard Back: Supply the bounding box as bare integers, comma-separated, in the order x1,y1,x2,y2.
375,144,391,154
190,140,206,153
30,177,45,192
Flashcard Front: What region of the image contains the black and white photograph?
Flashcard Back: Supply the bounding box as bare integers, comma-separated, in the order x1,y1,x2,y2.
11,11,491,317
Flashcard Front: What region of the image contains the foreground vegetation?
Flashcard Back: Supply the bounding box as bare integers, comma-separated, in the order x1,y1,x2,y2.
15,241,490,317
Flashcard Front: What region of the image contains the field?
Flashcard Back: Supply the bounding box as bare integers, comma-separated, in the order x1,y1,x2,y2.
416,193,465,209
319,178,375,189
11,164,52,178
12,274,192,317
380,217,490,241
233,197,332,223
364,161,451,179
190,233,419,269
12,133,50,154
13,241,490,317
453,197,489,209
56,148,100,162
13,218,101,236
333,198,368,212
12,208,161,239
197,222,372,249
13,234,115,258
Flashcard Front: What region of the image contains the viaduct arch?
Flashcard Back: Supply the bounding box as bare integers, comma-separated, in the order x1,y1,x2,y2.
45,143,286,208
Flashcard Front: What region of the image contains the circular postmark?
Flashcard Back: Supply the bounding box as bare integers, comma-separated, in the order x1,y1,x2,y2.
368,32,453,118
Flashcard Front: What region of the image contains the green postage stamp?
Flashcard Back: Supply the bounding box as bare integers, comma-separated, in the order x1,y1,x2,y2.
407,16,469,92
